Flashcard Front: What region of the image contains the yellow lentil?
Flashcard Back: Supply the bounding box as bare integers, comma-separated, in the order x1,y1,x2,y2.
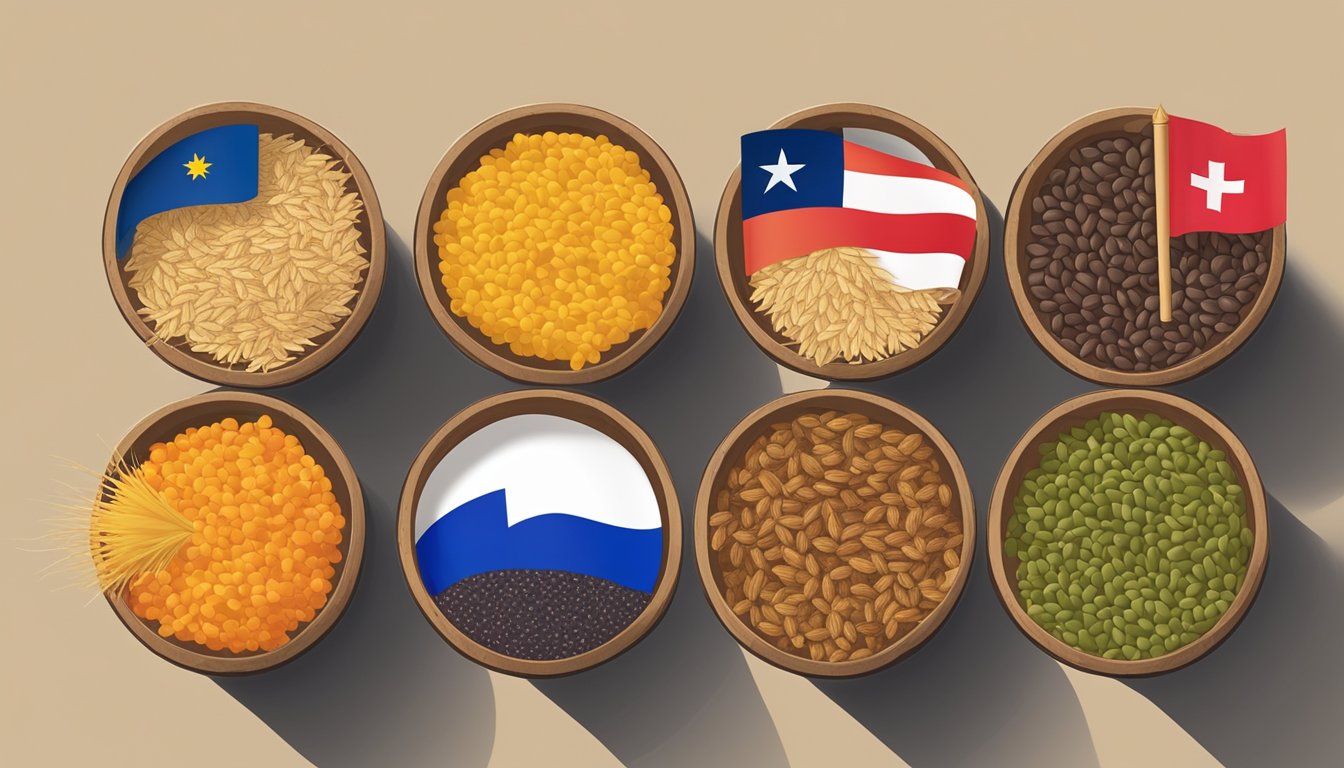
434,132,676,370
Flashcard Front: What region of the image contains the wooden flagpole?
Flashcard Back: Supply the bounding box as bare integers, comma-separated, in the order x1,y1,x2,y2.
1153,105,1172,322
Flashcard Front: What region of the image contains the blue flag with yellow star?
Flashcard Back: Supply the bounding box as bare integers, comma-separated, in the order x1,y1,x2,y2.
115,124,260,258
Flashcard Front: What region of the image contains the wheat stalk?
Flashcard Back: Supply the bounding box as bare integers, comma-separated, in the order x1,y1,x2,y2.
88,458,193,596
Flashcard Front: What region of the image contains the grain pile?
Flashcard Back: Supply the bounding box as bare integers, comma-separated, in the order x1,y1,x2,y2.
433,569,651,660
1024,129,1271,371
749,247,955,365
434,132,676,371
710,409,963,663
108,415,346,654
125,133,368,373
1007,411,1252,660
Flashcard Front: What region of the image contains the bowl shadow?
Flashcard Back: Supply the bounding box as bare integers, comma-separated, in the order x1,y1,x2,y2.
531,231,791,767
815,201,1101,767
212,228,505,767
1172,263,1344,513
1125,495,1343,766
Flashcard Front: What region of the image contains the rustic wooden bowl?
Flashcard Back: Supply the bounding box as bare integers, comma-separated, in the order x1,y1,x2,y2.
695,389,975,677
397,389,682,676
1004,107,1286,386
414,104,695,385
102,102,386,388
988,389,1268,676
714,103,991,381
103,391,366,675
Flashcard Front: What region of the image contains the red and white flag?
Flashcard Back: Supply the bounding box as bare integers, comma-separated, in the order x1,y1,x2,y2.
1166,115,1286,237
740,129,977,290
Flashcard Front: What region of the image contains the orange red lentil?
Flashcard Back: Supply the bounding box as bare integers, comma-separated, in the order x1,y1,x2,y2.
128,414,344,653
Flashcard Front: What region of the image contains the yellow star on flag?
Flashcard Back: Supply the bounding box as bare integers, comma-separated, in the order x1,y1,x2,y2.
183,153,212,180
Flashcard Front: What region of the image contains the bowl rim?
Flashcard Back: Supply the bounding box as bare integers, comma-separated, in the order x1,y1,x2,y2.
1003,106,1287,387
413,102,695,385
101,101,387,388
986,388,1269,676
713,102,991,381
694,388,976,677
396,388,682,677
102,390,366,675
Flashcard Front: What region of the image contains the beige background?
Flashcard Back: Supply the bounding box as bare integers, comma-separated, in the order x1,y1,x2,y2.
4,1,1341,765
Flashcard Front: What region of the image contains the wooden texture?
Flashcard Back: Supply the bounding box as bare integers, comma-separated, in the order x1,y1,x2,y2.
414,103,695,385
987,389,1269,676
396,389,682,677
713,103,991,381
1153,106,1173,322
1003,107,1286,386
103,391,366,675
102,102,386,388
694,389,975,677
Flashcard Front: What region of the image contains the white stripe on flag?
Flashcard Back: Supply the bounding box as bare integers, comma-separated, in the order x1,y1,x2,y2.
867,250,966,292
842,171,978,219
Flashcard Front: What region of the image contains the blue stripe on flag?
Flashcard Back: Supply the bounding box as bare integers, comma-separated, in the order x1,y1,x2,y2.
414,489,664,595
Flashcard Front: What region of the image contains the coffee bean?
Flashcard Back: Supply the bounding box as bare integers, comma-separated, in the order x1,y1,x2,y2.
1024,127,1272,371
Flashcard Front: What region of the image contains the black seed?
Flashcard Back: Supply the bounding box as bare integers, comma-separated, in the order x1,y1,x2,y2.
434,569,652,661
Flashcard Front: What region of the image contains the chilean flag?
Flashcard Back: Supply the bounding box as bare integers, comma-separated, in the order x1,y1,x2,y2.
1167,115,1286,237
741,129,977,291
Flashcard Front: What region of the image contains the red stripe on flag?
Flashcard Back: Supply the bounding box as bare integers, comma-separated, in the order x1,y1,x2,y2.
743,208,977,275
842,141,973,193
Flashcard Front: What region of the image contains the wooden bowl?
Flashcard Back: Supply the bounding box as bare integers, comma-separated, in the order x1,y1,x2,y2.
414,104,695,385
103,391,366,675
695,389,975,677
714,103,991,380
988,389,1268,676
1004,107,1286,386
397,389,681,676
102,102,386,388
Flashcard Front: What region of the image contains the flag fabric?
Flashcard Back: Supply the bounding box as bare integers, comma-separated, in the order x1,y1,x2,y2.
740,129,977,291
115,124,261,258
413,414,663,596
1166,115,1286,237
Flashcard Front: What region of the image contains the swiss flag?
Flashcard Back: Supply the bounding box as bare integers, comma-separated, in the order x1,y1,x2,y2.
1167,115,1286,237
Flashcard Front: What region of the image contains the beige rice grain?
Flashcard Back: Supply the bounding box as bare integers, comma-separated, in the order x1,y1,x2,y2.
748,247,959,365
124,133,367,373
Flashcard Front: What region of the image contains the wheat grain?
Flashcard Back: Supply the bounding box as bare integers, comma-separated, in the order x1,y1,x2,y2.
124,133,368,373
711,409,964,663
748,247,960,365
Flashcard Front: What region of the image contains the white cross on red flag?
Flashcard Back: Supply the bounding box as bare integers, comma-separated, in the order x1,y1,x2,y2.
1167,115,1286,237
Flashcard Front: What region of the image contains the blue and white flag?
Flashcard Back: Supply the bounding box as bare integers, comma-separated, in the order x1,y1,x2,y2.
414,414,664,596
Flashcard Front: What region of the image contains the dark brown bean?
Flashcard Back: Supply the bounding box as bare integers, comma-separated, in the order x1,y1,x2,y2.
1023,127,1272,371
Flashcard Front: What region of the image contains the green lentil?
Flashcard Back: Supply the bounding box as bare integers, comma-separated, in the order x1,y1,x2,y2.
1007,411,1252,660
